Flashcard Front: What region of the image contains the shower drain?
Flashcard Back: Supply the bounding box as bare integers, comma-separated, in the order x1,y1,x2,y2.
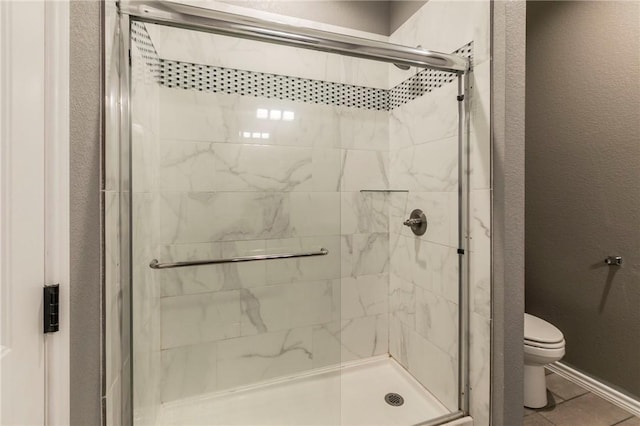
384,392,405,407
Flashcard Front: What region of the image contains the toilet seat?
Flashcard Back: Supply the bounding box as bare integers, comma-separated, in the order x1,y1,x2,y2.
524,338,565,350
525,313,564,345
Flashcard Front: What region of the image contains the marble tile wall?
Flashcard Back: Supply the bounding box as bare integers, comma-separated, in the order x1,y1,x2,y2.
388,0,491,422
131,23,392,404
124,2,492,421
131,34,163,425
104,1,125,425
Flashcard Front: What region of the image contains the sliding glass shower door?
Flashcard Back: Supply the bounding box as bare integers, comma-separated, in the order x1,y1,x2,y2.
120,2,476,423
129,19,358,425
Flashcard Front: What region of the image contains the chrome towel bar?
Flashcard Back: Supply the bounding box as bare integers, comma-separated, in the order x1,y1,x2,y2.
149,248,329,270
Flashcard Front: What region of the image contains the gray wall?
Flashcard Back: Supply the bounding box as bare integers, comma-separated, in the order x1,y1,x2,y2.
389,1,428,34
526,1,640,398
221,0,391,35
491,1,526,423
221,0,426,36
70,1,103,424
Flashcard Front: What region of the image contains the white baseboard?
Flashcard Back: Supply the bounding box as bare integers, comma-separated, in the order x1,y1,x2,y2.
547,361,640,417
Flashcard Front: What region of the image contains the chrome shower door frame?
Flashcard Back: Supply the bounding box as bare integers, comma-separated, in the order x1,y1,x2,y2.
116,2,473,424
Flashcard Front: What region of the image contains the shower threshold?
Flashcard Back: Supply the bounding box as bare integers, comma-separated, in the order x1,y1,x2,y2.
157,356,449,426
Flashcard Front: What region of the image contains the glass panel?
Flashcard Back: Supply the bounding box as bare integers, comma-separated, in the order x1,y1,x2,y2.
130,21,346,425
124,0,488,421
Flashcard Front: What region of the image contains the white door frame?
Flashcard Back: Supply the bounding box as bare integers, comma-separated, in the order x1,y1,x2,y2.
43,1,70,425
0,1,71,424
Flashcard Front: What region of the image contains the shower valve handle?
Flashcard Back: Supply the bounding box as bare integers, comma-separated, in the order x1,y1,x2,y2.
403,218,423,227
403,209,427,236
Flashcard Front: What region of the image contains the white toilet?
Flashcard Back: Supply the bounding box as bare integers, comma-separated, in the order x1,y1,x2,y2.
524,313,565,408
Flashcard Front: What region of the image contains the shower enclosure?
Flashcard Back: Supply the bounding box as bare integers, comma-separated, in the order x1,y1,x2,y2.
105,1,491,424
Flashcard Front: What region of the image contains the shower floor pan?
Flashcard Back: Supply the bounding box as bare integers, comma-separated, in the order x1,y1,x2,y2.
157,356,449,426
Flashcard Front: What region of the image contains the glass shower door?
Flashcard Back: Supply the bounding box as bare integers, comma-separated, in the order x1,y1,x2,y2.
122,1,478,422
130,20,346,425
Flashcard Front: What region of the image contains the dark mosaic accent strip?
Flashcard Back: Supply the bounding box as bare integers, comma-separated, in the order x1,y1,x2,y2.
132,22,472,111
131,21,161,79
389,42,473,109
159,60,391,111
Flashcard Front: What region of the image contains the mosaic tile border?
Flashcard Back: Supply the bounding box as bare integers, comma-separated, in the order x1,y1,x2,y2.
159,60,391,111
389,42,473,109
131,22,472,111
131,21,161,77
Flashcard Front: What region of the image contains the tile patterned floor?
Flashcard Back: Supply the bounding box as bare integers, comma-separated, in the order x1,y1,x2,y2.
524,371,640,426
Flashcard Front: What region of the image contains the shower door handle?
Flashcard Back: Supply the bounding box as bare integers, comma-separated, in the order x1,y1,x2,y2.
149,248,329,269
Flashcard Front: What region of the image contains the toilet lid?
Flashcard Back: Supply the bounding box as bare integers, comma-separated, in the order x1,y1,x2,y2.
524,313,564,344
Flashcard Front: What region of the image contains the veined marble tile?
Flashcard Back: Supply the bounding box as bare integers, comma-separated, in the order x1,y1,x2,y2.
311,147,342,192
341,273,388,320
470,313,491,426
160,342,217,402
338,107,388,151
470,60,491,191
407,329,458,412
413,240,459,305
390,274,416,328
389,315,410,368
106,374,122,426
132,121,159,194
213,143,313,192
388,192,410,236
105,197,122,391
341,233,389,277
338,54,390,94
160,290,241,349
106,283,122,398
104,191,121,301
157,240,268,297
216,327,313,390
400,191,457,247
265,236,341,285
390,136,458,192
415,287,459,357
131,58,160,194
147,22,389,89
470,189,491,254
340,314,389,362
158,139,216,192
131,59,160,127
470,244,491,319
289,192,340,237
341,192,389,235
391,235,459,304
159,192,291,244
389,82,459,150
158,89,257,145
389,0,490,79
239,285,288,336
132,194,161,335
311,322,342,369
389,232,414,284
239,280,335,335
288,280,336,330
122,357,133,426
159,88,343,148
341,150,389,192
133,318,162,426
